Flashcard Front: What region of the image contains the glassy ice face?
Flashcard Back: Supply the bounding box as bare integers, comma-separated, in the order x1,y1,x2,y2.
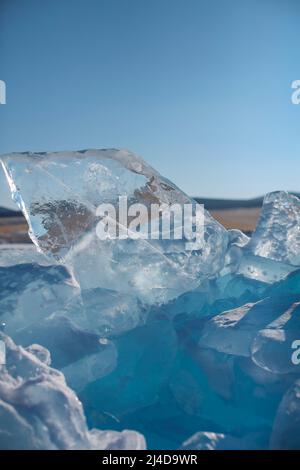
247,191,300,266
1,149,228,304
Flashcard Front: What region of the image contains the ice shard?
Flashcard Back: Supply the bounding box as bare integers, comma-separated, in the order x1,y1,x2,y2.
198,292,300,360
251,299,300,375
237,192,300,283
247,192,300,266
270,380,300,449
1,149,228,304
0,263,78,337
180,431,268,450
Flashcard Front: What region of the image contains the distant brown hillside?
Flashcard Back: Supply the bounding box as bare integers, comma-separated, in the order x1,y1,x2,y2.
0,207,261,244
211,207,260,234
0,216,30,244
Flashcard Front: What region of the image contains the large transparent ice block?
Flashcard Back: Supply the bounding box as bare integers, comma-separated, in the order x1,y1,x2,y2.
1,149,228,304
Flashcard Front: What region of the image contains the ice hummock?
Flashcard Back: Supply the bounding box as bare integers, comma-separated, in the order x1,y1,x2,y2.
0,149,300,450
0,333,145,450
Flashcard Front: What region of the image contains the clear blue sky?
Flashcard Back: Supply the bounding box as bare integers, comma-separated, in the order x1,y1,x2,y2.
0,0,300,200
